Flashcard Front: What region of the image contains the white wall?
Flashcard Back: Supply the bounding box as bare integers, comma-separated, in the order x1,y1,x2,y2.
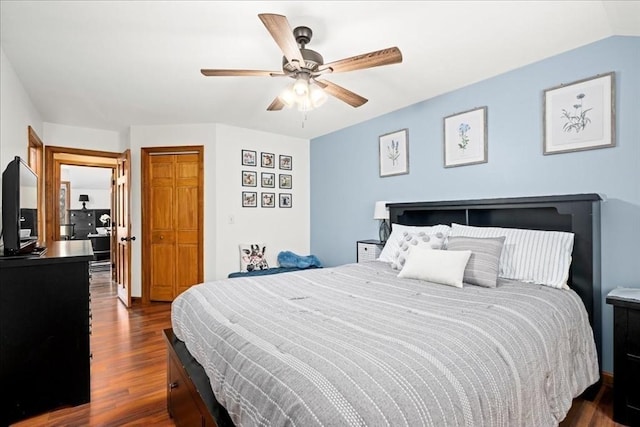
129,123,218,297
0,48,42,168
129,122,310,297
69,189,111,210
43,122,123,151
65,165,113,209
215,124,310,278
0,47,43,246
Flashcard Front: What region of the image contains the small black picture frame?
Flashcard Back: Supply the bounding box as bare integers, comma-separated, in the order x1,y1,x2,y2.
279,155,292,170
279,193,292,208
261,192,275,208
279,174,292,189
242,191,257,208
242,170,257,187
241,149,256,166
261,172,275,188
261,152,275,168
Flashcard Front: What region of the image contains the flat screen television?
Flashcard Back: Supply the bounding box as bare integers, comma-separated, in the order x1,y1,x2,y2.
2,156,39,255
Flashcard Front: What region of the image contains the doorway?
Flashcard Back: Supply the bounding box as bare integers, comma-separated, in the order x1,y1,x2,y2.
61,164,113,272
44,146,132,307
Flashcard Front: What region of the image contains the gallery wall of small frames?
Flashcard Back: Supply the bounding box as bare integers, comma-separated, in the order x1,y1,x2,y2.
241,149,293,208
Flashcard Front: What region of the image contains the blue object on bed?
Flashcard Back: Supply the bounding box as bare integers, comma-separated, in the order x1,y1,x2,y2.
227,265,319,279
276,251,322,269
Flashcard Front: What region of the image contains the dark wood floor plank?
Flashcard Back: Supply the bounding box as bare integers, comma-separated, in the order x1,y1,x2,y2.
11,270,625,426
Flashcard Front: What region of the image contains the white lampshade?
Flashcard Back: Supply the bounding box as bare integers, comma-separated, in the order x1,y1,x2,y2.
278,85,297,108
373,201,390,220
309,84,328,108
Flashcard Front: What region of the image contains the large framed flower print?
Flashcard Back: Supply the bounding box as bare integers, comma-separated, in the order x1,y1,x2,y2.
443,106,487,168
543,72,615,155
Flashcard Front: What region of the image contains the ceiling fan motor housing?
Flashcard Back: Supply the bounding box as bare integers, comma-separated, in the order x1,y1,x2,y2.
282,48,324,73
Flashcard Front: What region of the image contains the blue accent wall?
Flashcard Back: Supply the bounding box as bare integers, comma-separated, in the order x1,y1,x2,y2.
310,36,640,373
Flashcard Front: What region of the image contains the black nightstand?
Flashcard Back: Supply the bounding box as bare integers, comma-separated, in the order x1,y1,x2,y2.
606,289,640,426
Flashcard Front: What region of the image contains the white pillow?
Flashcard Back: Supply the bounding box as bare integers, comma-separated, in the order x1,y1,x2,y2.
449,224,574,289
391,231,446,270
378,224,451,263
398,246,471,288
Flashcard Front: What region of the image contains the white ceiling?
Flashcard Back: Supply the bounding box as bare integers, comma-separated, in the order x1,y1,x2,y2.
1,1,639,140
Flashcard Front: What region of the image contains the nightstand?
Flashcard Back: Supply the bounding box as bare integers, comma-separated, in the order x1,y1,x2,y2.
356,240,384,263
606,288,640,426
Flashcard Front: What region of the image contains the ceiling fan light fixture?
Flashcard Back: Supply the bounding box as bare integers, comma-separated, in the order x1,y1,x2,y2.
279,85,297,108
292,74,310,96
309,84,328,108
278,78,327,112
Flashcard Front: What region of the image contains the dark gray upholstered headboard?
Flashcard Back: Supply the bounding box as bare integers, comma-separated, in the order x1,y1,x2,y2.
387,193,602,368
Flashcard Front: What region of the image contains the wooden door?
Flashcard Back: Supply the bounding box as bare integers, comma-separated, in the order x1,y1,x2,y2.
115,149,132,307
143,147,203,302
27,126,44,242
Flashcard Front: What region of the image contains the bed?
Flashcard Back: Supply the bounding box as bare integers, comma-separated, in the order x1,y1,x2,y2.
165,193,602,427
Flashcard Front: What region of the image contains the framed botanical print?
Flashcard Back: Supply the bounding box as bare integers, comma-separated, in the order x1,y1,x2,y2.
543,72,615,154
379,129,409,177
443,106,487,167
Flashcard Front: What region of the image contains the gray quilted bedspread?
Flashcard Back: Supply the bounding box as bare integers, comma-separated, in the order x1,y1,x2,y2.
171,261,599,427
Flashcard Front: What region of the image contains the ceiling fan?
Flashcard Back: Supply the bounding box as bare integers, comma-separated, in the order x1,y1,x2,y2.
200,13,403,112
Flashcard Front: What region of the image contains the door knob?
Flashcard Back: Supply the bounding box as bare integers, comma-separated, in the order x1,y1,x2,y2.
120,236,137,242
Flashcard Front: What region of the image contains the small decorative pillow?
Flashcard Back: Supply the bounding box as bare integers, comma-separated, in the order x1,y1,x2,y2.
378,224,451,263
239,243,269,272
398,246,472,288
391,231,446,270
446,236,506,288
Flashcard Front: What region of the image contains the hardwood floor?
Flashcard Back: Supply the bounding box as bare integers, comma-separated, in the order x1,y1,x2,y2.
12,270,626,426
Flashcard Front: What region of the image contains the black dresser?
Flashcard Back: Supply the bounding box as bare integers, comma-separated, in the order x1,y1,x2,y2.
606,290,640,426
69,209,96,239
0,240,93,425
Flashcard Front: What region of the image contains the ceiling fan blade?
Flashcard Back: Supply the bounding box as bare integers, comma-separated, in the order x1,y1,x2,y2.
315,79,368,108
258,13,304,70
201,69,284,77
267,96,285,111
323,47,402,73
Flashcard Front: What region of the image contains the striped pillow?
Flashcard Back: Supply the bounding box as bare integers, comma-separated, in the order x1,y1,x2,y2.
446,236,505,288
450,224,574,289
